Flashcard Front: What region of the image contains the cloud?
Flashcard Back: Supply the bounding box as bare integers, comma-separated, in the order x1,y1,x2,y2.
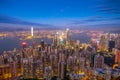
95,0,120,14
70,16,120,29
0,14,52,27
72,15,120,23
68,23,120,31
97,7,120,14
71,16,106,24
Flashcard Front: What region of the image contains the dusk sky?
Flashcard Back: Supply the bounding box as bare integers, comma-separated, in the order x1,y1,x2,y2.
0,0,120,29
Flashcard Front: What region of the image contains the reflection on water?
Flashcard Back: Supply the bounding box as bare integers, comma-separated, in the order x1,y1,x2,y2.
0,33,90,53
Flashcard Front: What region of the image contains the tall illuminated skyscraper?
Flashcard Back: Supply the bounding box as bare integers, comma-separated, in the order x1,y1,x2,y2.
31,27,36,48
66,28,70,41
31,27,34,37
53,34,57,46
66,28,70,48
99,35,107,51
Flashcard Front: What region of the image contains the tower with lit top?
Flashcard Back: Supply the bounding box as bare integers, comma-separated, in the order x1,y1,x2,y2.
66,28,69,41
66,28,70,48
31,27,36,48
31,27,34,37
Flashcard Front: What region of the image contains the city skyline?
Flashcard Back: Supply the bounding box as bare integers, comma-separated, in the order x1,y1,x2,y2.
0,0,120,79
0,28,120,79
0,0,120,30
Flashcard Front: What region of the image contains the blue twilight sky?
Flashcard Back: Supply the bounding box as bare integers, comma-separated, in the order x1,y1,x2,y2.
0,0,120,29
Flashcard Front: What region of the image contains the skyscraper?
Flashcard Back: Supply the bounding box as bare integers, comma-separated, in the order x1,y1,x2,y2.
67,56,73,71
22,59,30,78
66,28,69,41
58,61,66,79
108,40,115,52
115,34,120,49
66,28,70,48
99,35,107,51
10,62,17,79
45,66,52,80
115,49,120,63
94,52,104,68
40,40,45,50
53,33,58,47
31,27,34,37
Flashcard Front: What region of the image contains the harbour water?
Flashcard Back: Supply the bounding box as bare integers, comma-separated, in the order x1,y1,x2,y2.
0,33,90,53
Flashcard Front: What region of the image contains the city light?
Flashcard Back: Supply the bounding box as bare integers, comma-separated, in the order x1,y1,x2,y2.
0,29,120,80
66,28,69,31
0,0,120,79
22,42,27,46
31,27,34,37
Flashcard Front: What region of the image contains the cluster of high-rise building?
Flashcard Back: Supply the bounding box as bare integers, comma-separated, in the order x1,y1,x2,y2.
0,28,120,80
